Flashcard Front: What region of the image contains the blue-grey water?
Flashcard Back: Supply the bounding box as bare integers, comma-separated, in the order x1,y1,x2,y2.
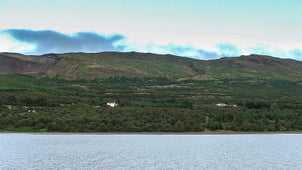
1,134,302,170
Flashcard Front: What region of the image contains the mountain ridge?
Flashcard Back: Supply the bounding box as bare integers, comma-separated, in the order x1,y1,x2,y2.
0,52,301,80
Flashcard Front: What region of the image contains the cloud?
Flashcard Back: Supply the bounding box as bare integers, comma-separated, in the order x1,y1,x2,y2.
159,43,302,61
247,46,302,60
216,43,240,57
0,31,36,52
123,43,222,60
2,29,125,54
1,29,302,61
164,45,220,60
124,43,242,60
289,49,302,60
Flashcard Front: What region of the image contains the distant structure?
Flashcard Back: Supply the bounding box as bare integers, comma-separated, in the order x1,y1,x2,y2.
107,101,118,107
216,103,238,107
216,103,228,107
28,109,36,113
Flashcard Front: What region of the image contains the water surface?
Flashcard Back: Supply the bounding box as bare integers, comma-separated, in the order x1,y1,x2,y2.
1,133,301,169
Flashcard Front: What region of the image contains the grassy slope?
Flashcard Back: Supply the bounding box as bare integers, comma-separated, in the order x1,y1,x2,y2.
200,54,302,80
0,52,57,75
2,52,301,80
46,52,199,80
48,52,302,80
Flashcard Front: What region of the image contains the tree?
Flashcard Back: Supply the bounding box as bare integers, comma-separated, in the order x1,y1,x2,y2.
181,100,193,109
174,120,185,132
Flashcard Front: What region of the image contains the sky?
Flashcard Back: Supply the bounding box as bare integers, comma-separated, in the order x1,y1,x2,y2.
0,0,302,60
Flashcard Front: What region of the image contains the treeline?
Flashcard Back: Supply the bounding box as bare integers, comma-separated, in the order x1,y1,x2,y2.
0,74,302,132
1,105,301,132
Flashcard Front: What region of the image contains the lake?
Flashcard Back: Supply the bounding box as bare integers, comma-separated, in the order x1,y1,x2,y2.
1,133,302,170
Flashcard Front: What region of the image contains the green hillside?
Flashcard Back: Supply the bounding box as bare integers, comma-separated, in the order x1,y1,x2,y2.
0,52,301,132
202,55,302,80
1,52,302,80
46,52,199,79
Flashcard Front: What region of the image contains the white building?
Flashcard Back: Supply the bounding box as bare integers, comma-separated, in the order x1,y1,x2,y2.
107,102,118,107
216,103,238,107
216,103,228,107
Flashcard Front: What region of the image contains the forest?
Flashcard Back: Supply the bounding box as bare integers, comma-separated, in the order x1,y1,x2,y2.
0,74,301,132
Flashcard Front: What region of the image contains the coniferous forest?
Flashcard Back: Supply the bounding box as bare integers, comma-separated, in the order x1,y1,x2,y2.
1,74,301,132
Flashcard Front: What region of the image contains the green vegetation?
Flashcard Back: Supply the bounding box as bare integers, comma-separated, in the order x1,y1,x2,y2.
0,74,301,132
1,52,302,80
1,52,301,132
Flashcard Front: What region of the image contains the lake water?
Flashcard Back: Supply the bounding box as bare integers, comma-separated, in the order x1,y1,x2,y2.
1,133,302,170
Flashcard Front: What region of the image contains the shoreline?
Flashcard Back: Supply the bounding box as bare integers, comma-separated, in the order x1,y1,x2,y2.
1,131,302,135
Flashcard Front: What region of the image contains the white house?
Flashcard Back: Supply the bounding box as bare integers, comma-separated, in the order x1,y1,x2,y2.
216,103,238,107
107,102,118,107
216,103,228,107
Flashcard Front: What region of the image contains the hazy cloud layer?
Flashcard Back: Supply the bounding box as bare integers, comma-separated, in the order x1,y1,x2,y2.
125,43,238,60
216,43,240,57
289,49,302,60
3,29,125,54
163,45,220,60
1,29,302,61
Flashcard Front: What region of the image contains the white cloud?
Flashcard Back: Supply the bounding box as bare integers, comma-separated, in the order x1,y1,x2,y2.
1,29,302,61
0,32,36,53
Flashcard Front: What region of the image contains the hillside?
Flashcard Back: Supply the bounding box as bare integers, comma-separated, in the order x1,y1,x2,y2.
202,54,302,79
1,52,301,80
0,52,57,75
0,52,302,132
